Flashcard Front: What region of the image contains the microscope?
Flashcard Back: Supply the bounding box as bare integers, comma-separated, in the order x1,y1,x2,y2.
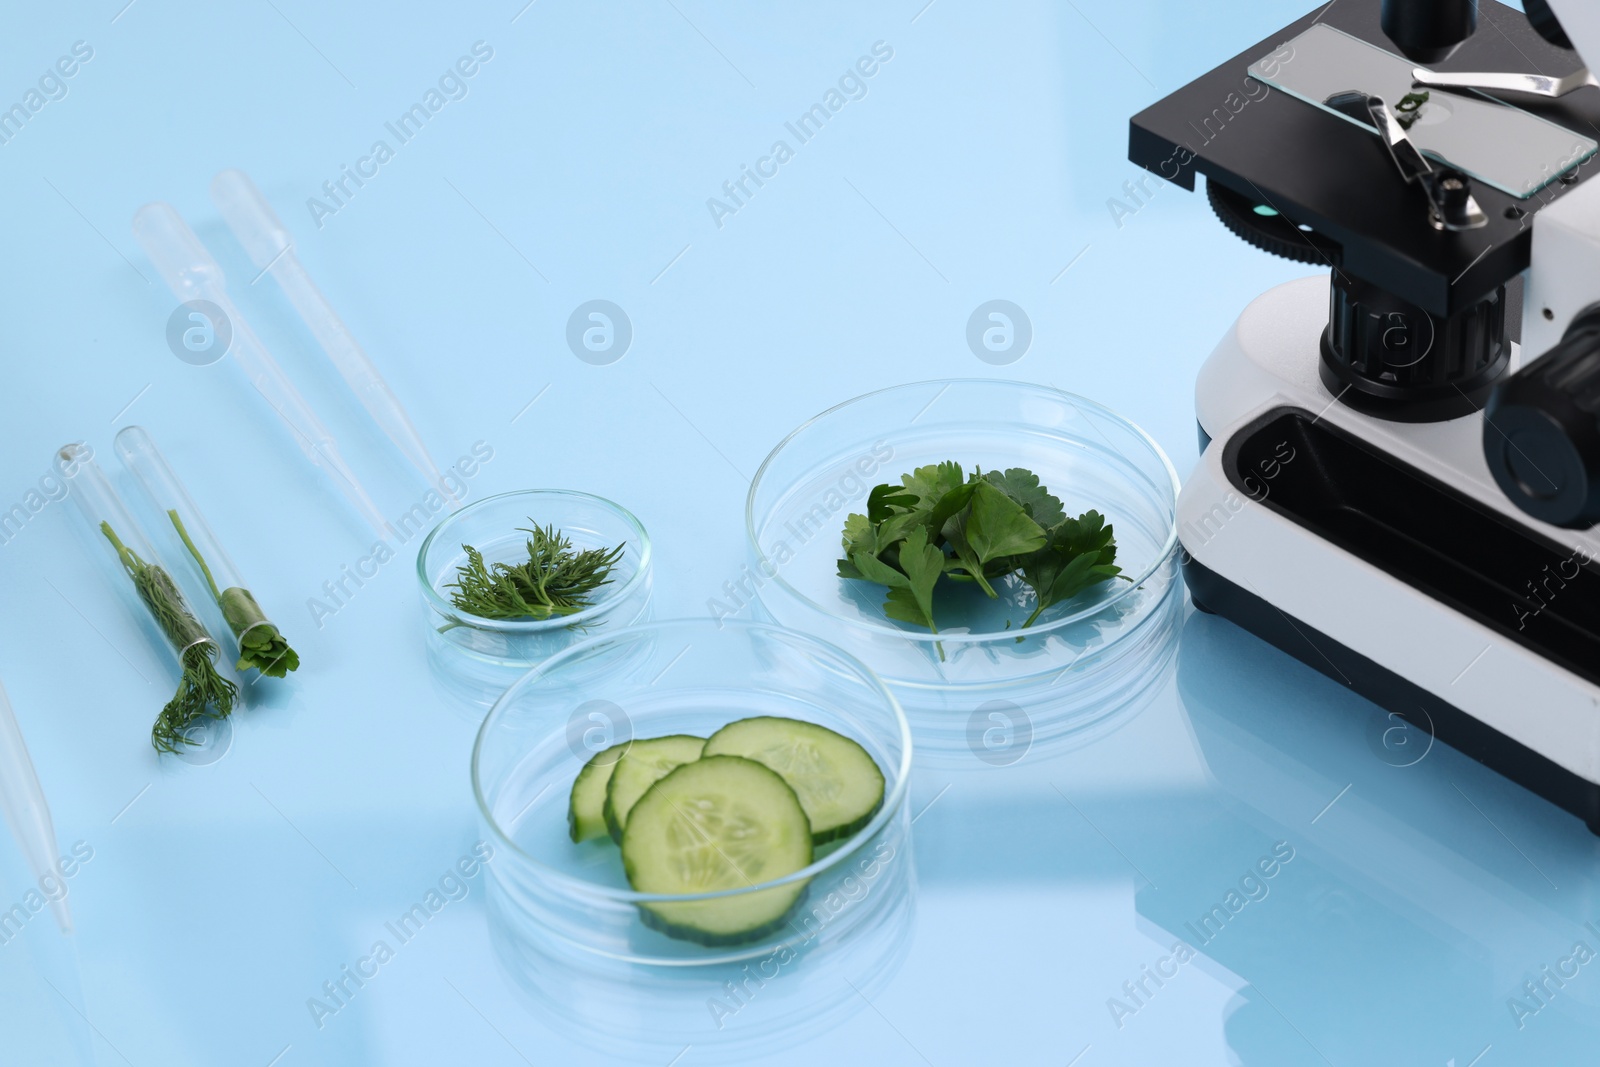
1132,0,1600,833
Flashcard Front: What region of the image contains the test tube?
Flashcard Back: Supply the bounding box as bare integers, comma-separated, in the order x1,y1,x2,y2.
60,443,235,750
61,443,177,596
115,426,248,607
115,426,299,677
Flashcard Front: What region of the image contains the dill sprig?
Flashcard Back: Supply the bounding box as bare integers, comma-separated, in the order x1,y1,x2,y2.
445,521,625,623
169,510,300,678
101,521,238,753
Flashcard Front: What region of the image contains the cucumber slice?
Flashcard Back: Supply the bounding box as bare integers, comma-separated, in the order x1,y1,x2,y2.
603,734,706,843
702,716,885,845
622,755,814,945
568,741,630,843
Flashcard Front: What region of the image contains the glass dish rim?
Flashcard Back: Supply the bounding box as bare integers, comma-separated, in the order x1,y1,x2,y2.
470,617,914,905
744,377,1182,646
416,488,653,635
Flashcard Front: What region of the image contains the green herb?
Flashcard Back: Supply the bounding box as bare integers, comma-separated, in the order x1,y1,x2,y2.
101,522,238,753
1395,90,1429,129
445,521,625,624
838,464,1124,656
169,511,300,678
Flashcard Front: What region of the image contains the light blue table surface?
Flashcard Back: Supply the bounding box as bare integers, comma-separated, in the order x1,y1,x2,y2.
4,1,1597,1064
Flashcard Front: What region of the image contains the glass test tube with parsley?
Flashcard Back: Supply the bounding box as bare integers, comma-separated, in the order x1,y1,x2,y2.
114,426,299,678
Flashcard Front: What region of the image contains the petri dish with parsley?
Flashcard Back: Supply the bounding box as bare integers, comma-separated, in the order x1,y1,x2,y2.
746,379,1182,764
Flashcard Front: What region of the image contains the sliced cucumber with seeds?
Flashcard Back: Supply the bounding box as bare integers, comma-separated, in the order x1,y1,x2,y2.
603,734,706,843
702,716,885,845
568,741,631,843
622,755,814,944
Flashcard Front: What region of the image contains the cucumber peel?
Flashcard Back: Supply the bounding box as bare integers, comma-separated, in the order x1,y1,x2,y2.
568,741,630,842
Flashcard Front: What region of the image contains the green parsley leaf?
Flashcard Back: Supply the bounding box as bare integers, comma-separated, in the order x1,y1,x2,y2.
848,546,912,590
836,464,1121,646
1018,510,1122,628
838,511,877,577
900,462,966,507
882,526,944,637
866,483,917,523
964,480,1049,562
981,467,1066,528
170,510,302,679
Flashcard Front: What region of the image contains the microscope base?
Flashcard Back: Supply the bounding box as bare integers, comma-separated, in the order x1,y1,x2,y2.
1184,277,1600,835
1184,556,1600,834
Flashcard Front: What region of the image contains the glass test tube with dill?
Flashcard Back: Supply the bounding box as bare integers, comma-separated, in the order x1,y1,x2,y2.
59,443,237,753
114,426,299,679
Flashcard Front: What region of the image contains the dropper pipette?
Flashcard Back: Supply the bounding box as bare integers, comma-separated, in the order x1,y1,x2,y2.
210,169,460,502
131,202,392,537
0,678,71,934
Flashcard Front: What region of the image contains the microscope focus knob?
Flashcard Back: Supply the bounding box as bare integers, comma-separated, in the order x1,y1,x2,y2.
1484,305,1600,529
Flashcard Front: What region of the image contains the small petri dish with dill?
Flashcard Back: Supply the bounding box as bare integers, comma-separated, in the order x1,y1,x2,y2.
417,490,652,710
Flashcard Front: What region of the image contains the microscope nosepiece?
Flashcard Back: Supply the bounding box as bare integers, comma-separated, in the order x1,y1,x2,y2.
1381,0,1478,64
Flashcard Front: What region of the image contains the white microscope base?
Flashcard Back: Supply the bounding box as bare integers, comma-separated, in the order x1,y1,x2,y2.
1182,275,1600,833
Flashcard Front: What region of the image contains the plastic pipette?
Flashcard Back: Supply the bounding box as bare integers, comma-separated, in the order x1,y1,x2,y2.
131,203,392,536
210,169,459,502
0,677,70,934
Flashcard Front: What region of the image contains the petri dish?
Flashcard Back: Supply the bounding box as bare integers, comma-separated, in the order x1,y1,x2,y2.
746,379,1183,765
416,490,652,711
472,618,915,971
